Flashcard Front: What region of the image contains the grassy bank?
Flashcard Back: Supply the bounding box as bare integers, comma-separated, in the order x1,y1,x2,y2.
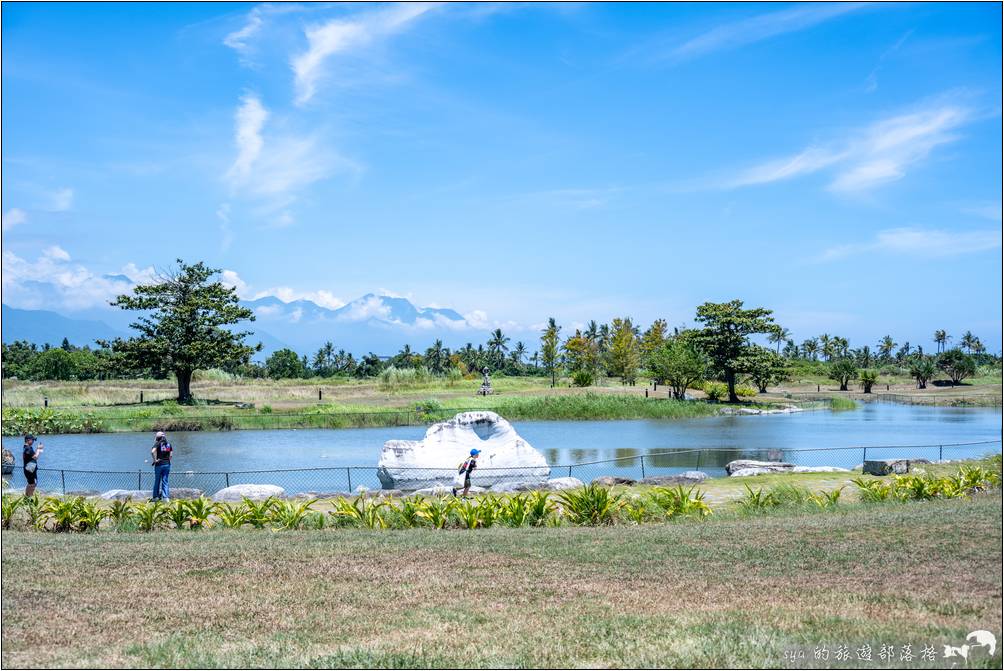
1,394,730,435
2,494,1000,668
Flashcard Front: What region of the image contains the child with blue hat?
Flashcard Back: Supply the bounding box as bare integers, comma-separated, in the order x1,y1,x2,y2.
453,448,480,498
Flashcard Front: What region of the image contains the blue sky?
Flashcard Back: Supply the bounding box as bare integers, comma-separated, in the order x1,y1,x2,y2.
2,2,1001,351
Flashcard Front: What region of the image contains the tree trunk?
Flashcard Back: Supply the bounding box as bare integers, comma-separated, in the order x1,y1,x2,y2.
726,369,738,403
839,381,848,391
919,380,927,389
176,368,194,404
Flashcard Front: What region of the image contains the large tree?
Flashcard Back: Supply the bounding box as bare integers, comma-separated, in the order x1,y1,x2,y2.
606,317,640,384
104,259,259,403
648,337,707,399
693,300,776,402
737,345,788,393
938,349,977,385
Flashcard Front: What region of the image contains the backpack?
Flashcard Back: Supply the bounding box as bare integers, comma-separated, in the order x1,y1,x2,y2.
458,459,470,475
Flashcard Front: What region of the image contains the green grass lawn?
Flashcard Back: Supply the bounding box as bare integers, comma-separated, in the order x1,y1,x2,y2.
2,494,1000,669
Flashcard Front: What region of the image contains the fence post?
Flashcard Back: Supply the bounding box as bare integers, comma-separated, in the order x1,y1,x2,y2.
140,391,144,403
640,455,646,479
44,396,49,408
645,389,649,398
862,447,867,465
318,388,322,401
61,470,66,494
696,450,702,471
347,467,353,492
138,470,142,489
225,472,230,488
567,465,572,478
939,445,943,461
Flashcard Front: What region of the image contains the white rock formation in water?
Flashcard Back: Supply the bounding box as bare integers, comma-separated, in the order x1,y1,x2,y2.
377,411,550,490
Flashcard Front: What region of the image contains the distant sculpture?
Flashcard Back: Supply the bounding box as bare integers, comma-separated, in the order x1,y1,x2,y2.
478,367,493,396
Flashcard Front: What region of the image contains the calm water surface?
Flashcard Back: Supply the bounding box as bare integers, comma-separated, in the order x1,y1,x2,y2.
4,402,1000,493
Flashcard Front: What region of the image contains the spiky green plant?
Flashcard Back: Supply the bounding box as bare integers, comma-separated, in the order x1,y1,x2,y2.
21,494,43,529
39,497,85,532
214,502,248,529
183,498,215,530
557,484,624,526
851,477,894,503
416,496,455,529
648,485,712,519
305,511,326,530
242,497,278,529
394,495,426,529
330,497,388,529
736,485,781,512
455,498,481,529
271,499,318,530
622,497,649,524
807,487,843,509
526,490,556,527
1,494,24,530
476,495,501,529
767,483,811,506
168,500,191,529
76,500,108,532
133,501,170,532
499,494,532,527
109,499,136,530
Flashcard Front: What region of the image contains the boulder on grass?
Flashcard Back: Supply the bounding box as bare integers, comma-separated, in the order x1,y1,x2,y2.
212,484,285,502
791,466,850,473
638,471,709,486
592,476,637,487
100,489,152,501
543,477,584,491
726,460,793,476
862,459,929,476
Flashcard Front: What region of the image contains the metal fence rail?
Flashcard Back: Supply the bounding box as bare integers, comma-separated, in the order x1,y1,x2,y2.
4,440,1000,497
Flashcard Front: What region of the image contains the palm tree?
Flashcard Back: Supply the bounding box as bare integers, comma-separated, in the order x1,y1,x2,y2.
877,335,896,361
933,329,949,354
584,320,599,342
530,351,539,370
819,334,832,361
801,338,819,361
487,328,510,370
768,326,791,354
425,339,446,374
512,341,527,366
960,331,976,354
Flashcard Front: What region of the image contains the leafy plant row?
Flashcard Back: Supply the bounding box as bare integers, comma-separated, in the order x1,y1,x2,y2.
1,484,710,533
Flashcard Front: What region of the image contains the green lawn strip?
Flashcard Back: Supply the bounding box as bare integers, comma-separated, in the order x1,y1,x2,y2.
2,495,1000,668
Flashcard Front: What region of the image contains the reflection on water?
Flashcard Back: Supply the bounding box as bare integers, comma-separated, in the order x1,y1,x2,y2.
2,402,999,494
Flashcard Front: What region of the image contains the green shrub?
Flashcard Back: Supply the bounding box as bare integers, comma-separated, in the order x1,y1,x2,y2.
571,370,595,387
735,384,758,399
736,485,781,513
830,397,857,411
557,484,624,525
703,382,728,401
648,485,712,519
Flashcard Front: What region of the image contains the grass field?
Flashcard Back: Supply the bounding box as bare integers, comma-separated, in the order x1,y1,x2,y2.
2,493,1000,668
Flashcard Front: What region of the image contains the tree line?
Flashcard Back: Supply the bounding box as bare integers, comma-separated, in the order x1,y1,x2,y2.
1,260,998,402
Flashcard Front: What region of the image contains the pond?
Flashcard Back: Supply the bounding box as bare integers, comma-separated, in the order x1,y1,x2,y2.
3,402,1000,494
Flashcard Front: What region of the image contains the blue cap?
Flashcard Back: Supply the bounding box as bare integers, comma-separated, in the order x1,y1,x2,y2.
470,449,481,456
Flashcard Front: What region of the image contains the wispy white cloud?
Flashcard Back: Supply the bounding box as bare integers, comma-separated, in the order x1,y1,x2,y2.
817,227,1002,261
2,249,140,311
42,245,71,262
2,208,27,232
223,7,266,58
668,3,866,62
291,3,438,105
723,98,973,193
865,29,913,93
226,94,269,185
223,95,361,221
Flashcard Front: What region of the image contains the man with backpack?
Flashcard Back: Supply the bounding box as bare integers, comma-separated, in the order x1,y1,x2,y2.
150,431,173,502
452,448,480,498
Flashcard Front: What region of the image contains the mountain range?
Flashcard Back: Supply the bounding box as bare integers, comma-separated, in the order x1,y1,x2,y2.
1,293,496,359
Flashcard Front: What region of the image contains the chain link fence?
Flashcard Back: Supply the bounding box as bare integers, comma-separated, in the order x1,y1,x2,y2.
4,440,999,497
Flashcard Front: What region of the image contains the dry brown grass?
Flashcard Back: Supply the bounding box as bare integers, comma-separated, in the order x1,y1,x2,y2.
2,494,1000,668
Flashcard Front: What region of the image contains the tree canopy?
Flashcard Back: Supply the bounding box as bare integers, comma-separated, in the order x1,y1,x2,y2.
102,259,259,402
693,300,776,402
